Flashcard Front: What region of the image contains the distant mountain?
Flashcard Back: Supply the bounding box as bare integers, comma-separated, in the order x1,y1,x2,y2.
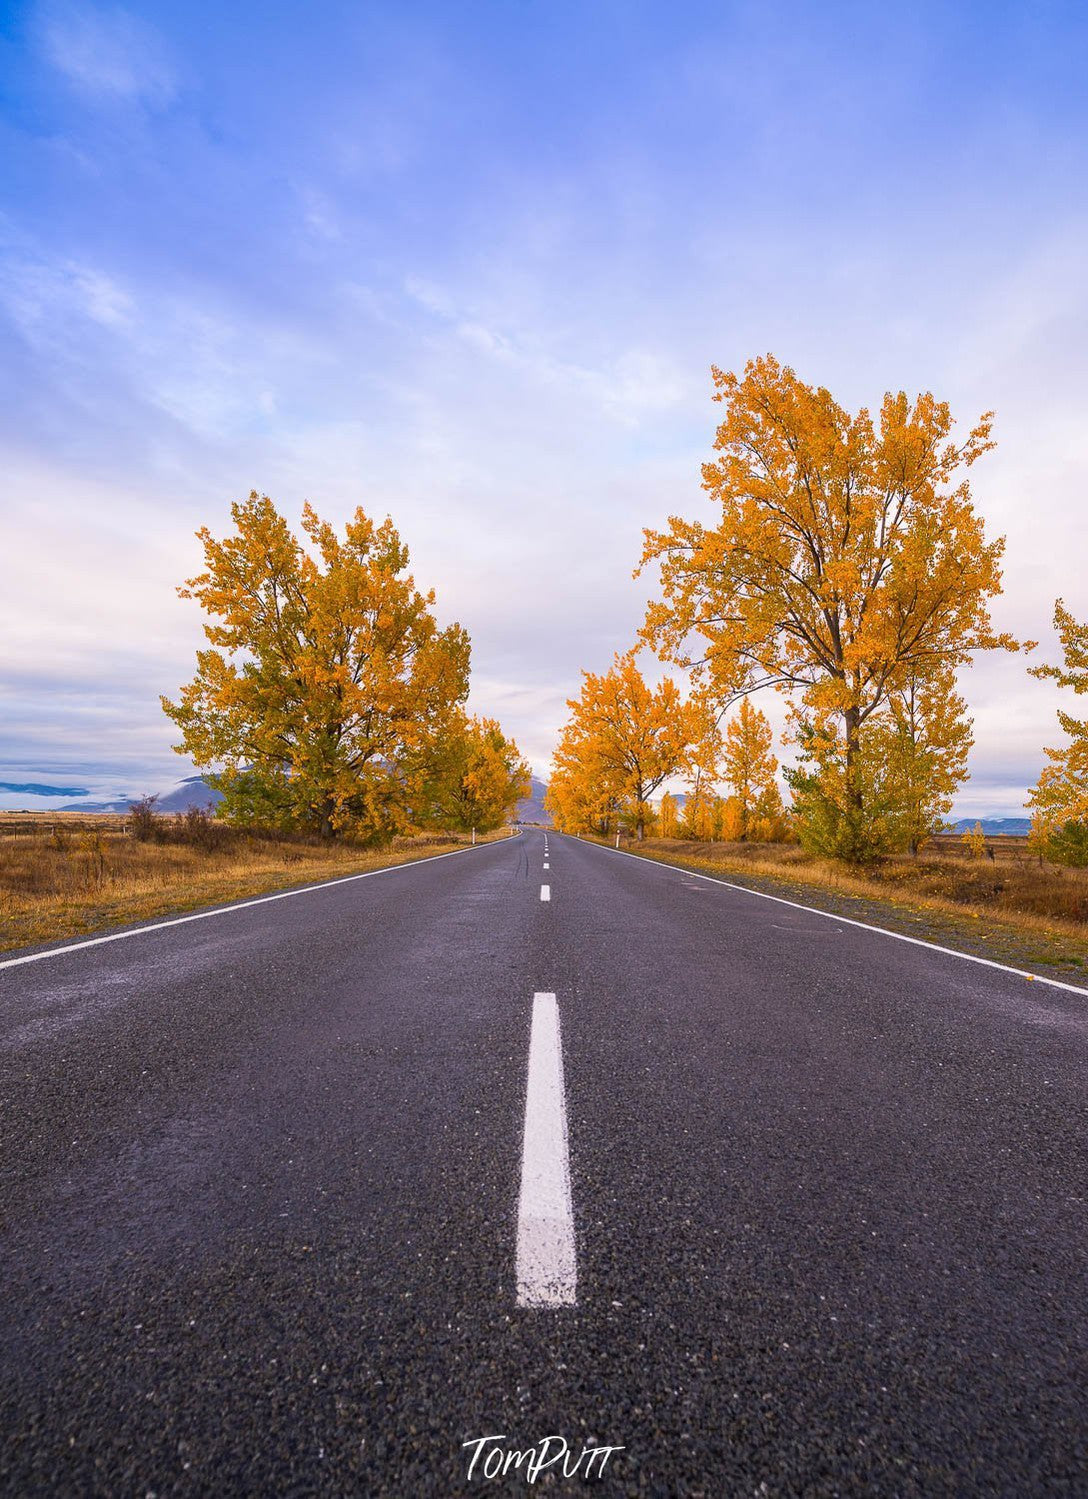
78,776,223,814
77,771,547,822
517,775,551,825
0,781,89,797
948,817,1031,836
155,775,224,812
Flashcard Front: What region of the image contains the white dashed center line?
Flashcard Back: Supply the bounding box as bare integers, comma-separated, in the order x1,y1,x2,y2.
540,884,550,901
516,992,576,1308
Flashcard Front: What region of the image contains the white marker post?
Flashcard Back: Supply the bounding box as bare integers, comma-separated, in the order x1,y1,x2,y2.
516,993,576,1307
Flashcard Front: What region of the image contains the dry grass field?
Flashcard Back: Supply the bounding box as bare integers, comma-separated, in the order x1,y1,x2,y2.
0,812,512,953
603,832,1088,983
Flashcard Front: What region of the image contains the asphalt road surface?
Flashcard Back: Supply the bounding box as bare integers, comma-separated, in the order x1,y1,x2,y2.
1,829,1086,1496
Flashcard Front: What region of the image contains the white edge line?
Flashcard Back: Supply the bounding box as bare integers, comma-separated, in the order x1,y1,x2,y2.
0,836,516,972
564,833,1088,999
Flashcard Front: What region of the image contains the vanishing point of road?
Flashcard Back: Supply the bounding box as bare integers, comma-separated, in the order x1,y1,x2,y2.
1,830,1086,1495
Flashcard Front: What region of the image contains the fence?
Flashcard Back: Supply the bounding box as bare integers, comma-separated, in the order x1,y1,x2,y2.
0,817,132,840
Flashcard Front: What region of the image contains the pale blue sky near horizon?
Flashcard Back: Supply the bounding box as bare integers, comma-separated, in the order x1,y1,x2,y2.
1,0,1087,813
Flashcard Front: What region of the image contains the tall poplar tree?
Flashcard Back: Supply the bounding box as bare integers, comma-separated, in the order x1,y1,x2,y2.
641,355,1026,858
721,698,782,841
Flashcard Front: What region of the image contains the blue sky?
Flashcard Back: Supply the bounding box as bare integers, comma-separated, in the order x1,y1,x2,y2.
2,0,1087,812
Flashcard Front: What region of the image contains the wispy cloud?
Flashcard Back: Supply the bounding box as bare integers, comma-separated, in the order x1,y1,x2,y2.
35,2,177,106
403,275,692,425
0,253,134,336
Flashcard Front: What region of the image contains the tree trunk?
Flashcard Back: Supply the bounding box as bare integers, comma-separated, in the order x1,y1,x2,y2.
843,705,863,816
319,795,337,840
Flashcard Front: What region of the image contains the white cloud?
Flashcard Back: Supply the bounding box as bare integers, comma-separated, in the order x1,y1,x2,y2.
36,2,177,106
404,273,694,426
294,185,343,245
0,254,134,338
404,276,455,318
0,245,333,447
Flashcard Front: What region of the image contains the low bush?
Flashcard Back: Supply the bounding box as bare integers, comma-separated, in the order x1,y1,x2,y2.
390,831,465,849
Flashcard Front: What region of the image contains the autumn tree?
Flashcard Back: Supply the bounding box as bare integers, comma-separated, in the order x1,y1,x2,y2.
162,493,470,839
545,716,621,837
417,713,530,833
1028,599,1088,866
787,663,972,857
544,747,618,837
548,655,719,839
716,795,744,841
721,698,783,840
658,789,680,838
680,769,715,839
880,664,972,853
789,709,922,857
641,355,1025,859
961,821,988,859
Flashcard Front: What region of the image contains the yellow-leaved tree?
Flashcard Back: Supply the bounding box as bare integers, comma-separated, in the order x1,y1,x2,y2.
1028,599,1088,866
417,713,530,833
162,493,470,839
658,790,680,838
787,663,972,857
546,654,719,839
881,665,972,853
720,698,786,840
680,770,717,839
641,355,1026,860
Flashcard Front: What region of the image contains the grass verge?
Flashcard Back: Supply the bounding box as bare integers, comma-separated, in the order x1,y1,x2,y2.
589,835,1088,990
0,823,515,955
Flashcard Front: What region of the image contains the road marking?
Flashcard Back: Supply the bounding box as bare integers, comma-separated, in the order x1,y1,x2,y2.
543,861,549,870
584,839,1088,998
517,992,576,1308
540,884,551,901
0,840,506,972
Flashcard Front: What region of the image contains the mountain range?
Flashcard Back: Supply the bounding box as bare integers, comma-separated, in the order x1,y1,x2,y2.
947,817,1031,836
516,776,552,825
66,772,555,825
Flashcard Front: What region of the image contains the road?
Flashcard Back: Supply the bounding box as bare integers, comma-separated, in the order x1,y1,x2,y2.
1,829,1086,1496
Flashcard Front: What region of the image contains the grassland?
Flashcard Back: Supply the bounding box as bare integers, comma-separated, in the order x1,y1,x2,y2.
598,832,1088,987
0,812,513,954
